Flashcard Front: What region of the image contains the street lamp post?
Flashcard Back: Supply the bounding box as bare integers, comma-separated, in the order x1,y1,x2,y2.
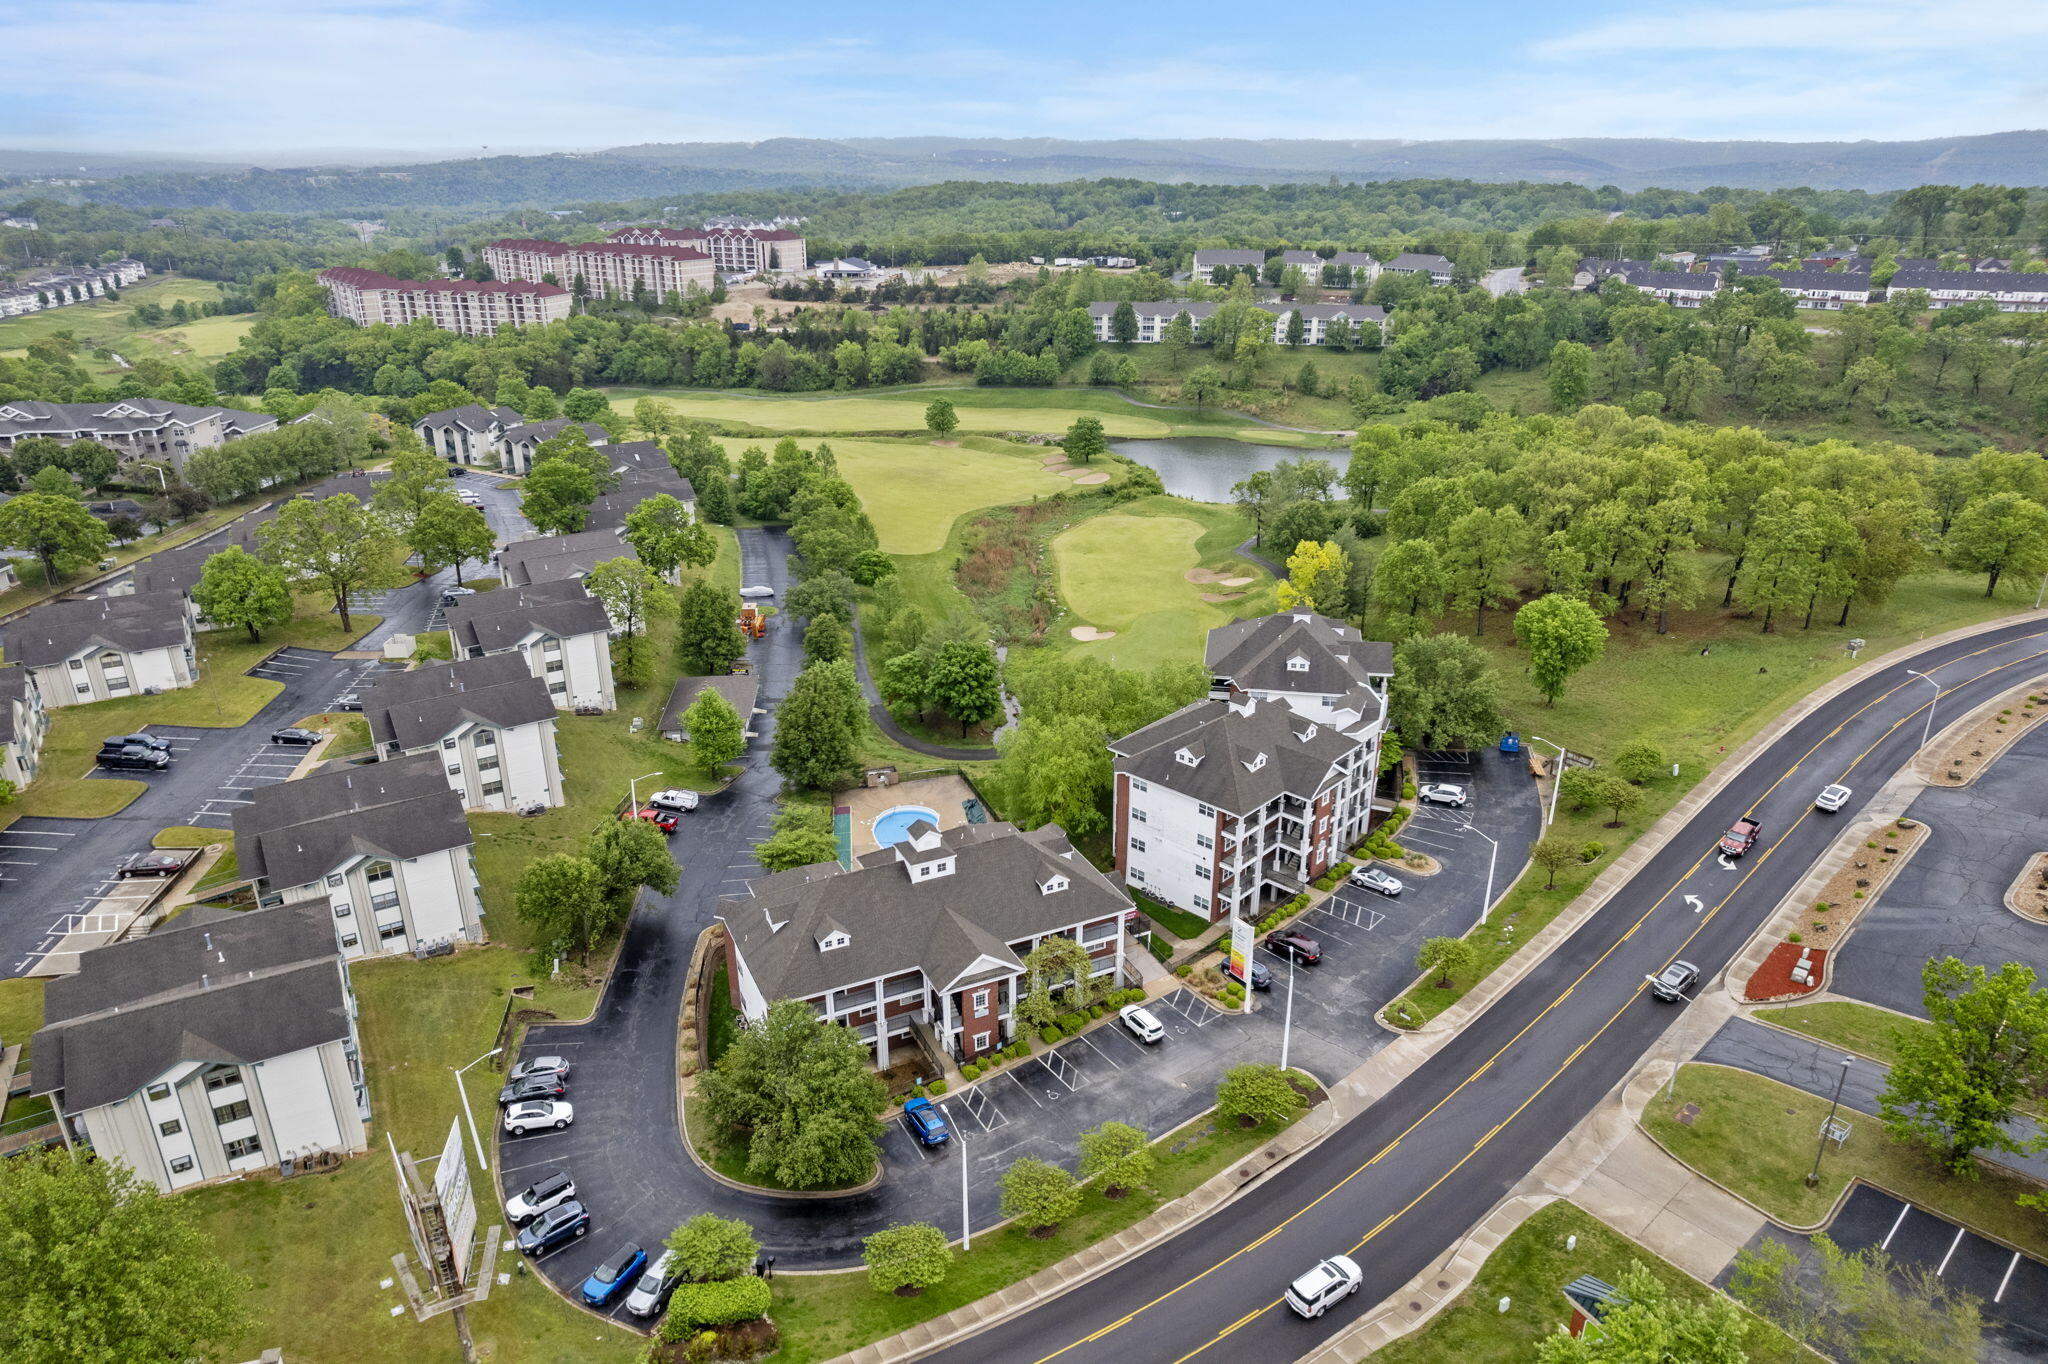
1528,736,1567,826
942,1103,969,1250
1905,670,1942,749
628,770,664,811
1464,823,1500,924
451,1046,502,1173
1278,947,1295,1073
1806,1056,1854,1188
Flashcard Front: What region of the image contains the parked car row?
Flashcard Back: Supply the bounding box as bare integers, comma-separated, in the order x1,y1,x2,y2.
96,732,170,770
501,1054,574,1136
506,1157,687,1318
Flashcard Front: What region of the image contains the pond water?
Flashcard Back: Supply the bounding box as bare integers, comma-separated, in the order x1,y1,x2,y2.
1110,437,1325,504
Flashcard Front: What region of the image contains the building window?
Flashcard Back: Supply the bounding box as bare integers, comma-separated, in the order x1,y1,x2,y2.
972,1031,991,1052
159,1118,182,1137
1129,869,1146,883
1130,778,1147,793
1131,808,1147,824
481,780,503,798
1196,834,1213,850
169,1156,194,1174
212,1099,253,1125
1197,803,1215,818
204,1069,241,1092
377,921,408,941
222,1136,262,1161
441,737,457,750
1194,864,1211,879
326,873,344,888
1193,894,1210,911
1083,919,1116,943
340,933,359,949
146,1082,171,1101
333,902,352,918
1129,837,1146,853
971,987,990,1013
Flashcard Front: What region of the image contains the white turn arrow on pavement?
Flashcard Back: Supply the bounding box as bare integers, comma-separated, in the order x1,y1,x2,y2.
1717,854,1738,871
1685,895,1704,913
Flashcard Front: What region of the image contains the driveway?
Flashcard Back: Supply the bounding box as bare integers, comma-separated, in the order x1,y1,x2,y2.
1829,722,2048,1017
1719,1185,2048,1363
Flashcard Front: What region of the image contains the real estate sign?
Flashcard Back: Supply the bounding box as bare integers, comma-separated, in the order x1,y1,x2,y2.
1229,914,1253,1012
435,1118,477,1280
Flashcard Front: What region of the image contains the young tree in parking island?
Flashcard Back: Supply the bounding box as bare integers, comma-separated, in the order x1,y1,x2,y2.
0,1148,250,1364
864,1222,953,1295
681,687,745,775
1078,1121,1154,1197
191,545,293,641
924,397,957,439
1416,935,1477,989
0,492,110,585
698,998,887,1188
371,448,454,538
1879,957,2048,1174
1512,593,1610,705
666,1213,759,1283
999,1157,1082,1233
1061,415,1108,464
675,581,746,675
256,494,408,634
408,493,495,585
1215,1063,1301,1127
519,459,598,535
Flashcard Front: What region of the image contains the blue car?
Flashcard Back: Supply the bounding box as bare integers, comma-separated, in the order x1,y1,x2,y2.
904,1096,950,1147
580,1242,647,1308
515,1199,588,1256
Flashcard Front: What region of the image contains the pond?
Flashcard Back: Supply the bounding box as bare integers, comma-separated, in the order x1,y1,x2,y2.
1110,437,1331,504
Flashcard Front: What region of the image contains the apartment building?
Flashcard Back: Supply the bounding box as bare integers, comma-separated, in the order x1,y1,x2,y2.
0,664,49,791
1327,251,1381,283
583,440,696,533
1381,252,1455,285
1611,266,1723,307
317,267,568,336
1748,269,1874,309
444,579,616,712
0,591,198,709
413,404,524,465
1085,300,1388,346
723,820,1131,1067
30,903,370,1193
607,225,807,275
1190,248,1264,284
1889,269,2048,313
483,238,717,300
0,259,148,319
0,398,275,470
500,418,608,476
362,654,565,812
1277,249,1324,283
499,525,640,588
236,754,484,960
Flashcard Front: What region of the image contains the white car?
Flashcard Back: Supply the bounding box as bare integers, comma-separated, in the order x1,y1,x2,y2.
1349,866,1403,897
457,490,484,506
648,788,700,813
1284,1254,1363,1318
1119,1003,1165,1045
1417,783,1469,808
503,1100,573,1135
1814,783,1852,813
738,585,776,599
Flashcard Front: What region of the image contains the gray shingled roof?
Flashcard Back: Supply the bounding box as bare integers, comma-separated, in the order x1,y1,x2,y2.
31,902,349,1111
1890,269,2048,294
1328,251,1379,268
445,580,610,656
413,404,520,432
233,750,472,890
723,822,1131,1004
659,673,760,737
1192,249,1265,267
1110,696,1360,815
499,526,635,585
584,455,697,533
501,418,607,447
0,398,273,442
363,654,555,751
0,590,190,666
1616,267,1721,292
1384,252,1454,274
1205,611,1392,699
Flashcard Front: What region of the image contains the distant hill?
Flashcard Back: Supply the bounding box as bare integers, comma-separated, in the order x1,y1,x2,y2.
8,131,2045,212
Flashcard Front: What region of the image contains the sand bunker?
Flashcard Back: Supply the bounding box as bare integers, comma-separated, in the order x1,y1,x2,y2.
1071,472,1110,485
1069,625,1118,641
1185,568,1254,585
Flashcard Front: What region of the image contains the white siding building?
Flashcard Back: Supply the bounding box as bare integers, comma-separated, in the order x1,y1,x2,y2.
445,580,617,712
0,591,198,709
363,654,565,812
0,664,49,791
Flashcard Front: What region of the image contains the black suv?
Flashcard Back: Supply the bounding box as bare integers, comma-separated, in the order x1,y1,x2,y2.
97,743,169,771
498,1073,567,1107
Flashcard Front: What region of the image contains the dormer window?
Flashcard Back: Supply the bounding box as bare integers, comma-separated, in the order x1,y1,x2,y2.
1296,725,1318,742
818,930,850,951
1287,655,1310,672
1174,747,1199,767
1243,752,1267,772
1291,614,1311,623
1039,874,1070,895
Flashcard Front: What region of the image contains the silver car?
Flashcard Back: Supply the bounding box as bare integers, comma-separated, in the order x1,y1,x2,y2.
1417,783,1469,807
624,1248,683,1318
1349,866,1403,897
508,1054,571,1084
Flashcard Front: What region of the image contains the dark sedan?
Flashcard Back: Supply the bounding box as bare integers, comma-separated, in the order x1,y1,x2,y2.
498,1073,567,1107
1263,930,1322,965
270,727,323,745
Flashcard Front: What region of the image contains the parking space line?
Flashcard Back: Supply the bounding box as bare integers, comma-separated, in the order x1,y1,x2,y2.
1039,1050,1080,1091
896,1120,935,1159
1072,1031,1122,1070
0,843,59,851
1996,1251,2020,1302
1936,1225,1965,1276
1001,1069,1044,1107
1882,1201,1911,1249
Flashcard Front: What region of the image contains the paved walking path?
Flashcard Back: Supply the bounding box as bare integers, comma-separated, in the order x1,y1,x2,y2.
1700,1012,2048,1185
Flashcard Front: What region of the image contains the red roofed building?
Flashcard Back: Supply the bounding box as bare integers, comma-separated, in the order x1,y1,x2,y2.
316,267,569,336
609,225,807,275
482,238,717,301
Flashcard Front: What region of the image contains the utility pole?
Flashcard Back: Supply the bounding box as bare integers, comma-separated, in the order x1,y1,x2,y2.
1806,1056,1854,1188
1278,948,1295,1073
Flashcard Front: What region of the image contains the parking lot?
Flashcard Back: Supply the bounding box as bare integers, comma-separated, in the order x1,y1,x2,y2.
1720,1185,2048,1362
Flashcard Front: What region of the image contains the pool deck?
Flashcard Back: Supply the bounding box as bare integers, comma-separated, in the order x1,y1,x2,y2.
840,775,980,856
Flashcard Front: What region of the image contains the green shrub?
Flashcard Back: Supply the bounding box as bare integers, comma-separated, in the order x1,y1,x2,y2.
1040,1025,1063,1043
927,1079,948,1095
1579,840,1606,863
962,1062,982,1081
1088,1004,1105,1019
1401,779,1417,799
665,1277,771,1332
1175,964,1193,978
1057,1012,1085,1033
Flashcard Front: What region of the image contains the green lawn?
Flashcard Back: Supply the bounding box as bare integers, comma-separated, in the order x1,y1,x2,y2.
0,275,226,377
767,1092,1316,1364
714,434,1070,554
1644,1064,2048,1260
1133,890,1213,940
0,976,44,1056
1371,1201,1807,1364
705,963,740,1065
1760,1001,1928,1068
4,612,381,827
1049,496,1271,667
151,311,256,361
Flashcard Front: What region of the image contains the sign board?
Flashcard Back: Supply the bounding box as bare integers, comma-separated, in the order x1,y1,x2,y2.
1229,915,1254,1011
433,1118,476,1280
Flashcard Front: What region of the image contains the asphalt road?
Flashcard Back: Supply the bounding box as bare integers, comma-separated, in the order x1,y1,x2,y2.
0,473,528,978
924,615,2048,1364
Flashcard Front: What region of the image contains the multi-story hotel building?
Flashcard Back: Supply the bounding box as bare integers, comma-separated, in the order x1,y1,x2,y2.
606,225,807,275
482,238,718,299
316,267,569,336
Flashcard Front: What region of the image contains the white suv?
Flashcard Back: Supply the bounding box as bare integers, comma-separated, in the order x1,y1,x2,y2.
503,1100,573,1136
1285,1254,1363,1317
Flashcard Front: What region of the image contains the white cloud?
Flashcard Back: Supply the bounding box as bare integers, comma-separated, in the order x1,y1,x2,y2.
1533,0,2048,58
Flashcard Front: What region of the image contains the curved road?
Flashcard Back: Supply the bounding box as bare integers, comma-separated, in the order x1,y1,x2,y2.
923,613,2048,1364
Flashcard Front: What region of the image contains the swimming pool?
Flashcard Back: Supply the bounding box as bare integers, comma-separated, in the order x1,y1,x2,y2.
873,805,941,846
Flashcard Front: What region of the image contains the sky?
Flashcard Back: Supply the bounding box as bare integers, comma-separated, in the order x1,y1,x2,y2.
2,0,2045,159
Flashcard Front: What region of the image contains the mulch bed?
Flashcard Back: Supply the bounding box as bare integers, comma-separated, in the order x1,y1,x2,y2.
1745,941,1827,1002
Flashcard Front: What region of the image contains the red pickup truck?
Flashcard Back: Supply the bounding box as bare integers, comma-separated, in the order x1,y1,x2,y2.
1718,817,1762,858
